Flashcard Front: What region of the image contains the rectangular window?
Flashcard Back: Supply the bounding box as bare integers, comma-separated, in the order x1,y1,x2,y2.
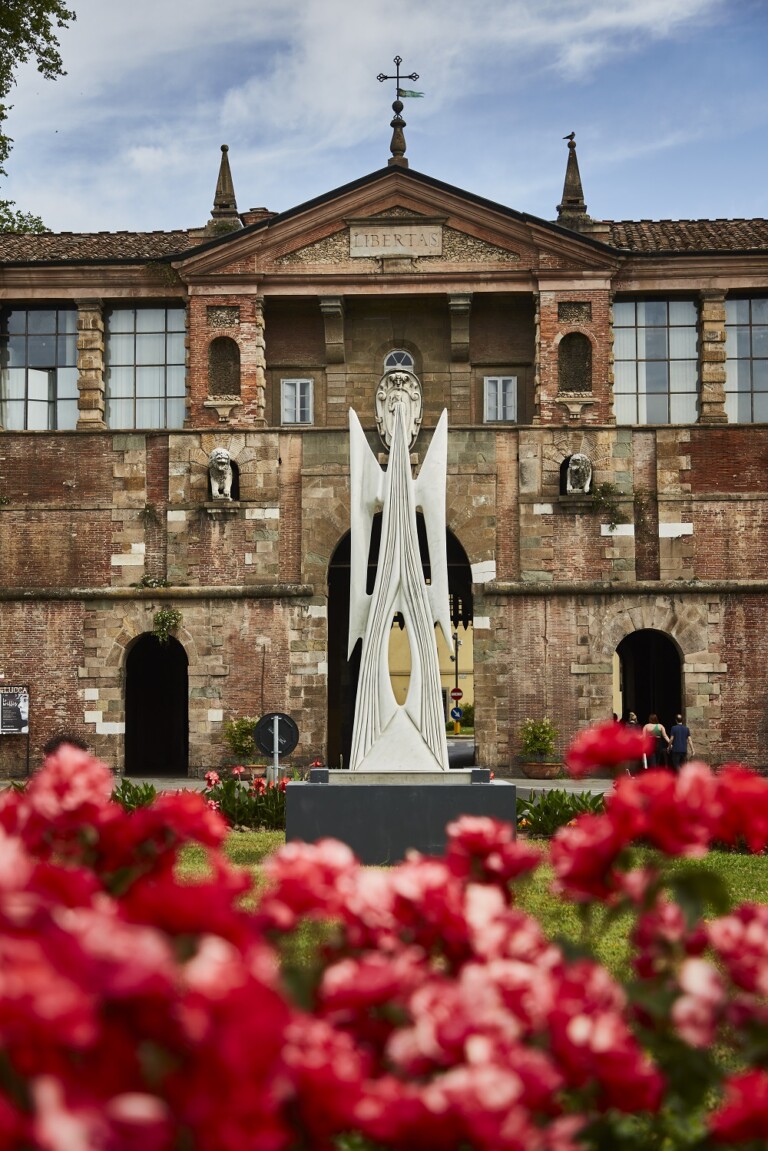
0,307,78,430
725,298,768,423
105,306,186,429
483,376,517,422
613,299,698,424
281,378,314,424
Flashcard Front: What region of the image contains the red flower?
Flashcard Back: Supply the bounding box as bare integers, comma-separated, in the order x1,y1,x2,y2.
445,816,542,885
710,1069,768,1143
715,764,768,852
566,721,653,778
550,814,627,901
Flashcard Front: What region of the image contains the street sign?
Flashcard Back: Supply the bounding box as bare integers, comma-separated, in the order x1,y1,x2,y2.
450,687,463,701
450,706,463,721
253,712,300,757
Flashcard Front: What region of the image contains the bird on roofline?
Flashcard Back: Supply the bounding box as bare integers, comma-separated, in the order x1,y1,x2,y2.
563,131,576,141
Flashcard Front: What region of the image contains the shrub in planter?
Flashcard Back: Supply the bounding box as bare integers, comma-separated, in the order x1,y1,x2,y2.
519,715,558,758
222,716,260,762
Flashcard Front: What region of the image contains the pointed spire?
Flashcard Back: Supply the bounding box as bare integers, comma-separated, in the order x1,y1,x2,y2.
207,144,242,234
556,133,590,230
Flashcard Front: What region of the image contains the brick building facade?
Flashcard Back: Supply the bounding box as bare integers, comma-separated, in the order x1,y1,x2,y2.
2,138,768,776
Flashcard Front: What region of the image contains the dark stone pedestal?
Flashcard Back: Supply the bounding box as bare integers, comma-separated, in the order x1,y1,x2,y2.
286,771,517,865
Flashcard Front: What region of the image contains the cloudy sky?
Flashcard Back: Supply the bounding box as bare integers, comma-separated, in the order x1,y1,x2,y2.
3,0,768,234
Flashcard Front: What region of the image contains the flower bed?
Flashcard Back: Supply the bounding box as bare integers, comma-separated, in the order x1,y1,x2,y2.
2,724,768,1149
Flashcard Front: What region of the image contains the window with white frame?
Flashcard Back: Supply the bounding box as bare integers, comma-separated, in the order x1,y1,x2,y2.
0,306,78,430
483,375,517,422
281,377,313,424
613,299,698,424
725,298,768,423
105,306,186,429
384,349,414,371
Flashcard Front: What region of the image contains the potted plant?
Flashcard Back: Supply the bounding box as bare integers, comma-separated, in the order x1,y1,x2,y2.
518,716,561,779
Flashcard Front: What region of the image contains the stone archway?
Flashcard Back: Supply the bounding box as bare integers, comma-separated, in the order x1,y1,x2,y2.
616,628,683,733
326,518,473,769
125,633,189,776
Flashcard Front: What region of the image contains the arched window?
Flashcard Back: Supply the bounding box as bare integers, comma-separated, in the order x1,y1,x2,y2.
384,349,414,371
208,336,241,397
558,332,592,393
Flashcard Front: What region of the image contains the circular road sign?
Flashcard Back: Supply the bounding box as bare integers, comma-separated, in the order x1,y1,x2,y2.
253,712,300,757
450,707,463,721
450,687,463,701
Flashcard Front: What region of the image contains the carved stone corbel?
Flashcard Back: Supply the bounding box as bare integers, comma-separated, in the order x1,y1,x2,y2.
319,296,345,364
448,293,472,362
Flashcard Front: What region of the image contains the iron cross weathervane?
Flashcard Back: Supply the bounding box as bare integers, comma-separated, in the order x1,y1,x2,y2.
377,56,420,167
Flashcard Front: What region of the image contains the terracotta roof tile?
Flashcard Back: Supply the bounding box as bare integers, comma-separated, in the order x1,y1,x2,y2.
0,230,199,263
4,216,768,265
606,219,768,253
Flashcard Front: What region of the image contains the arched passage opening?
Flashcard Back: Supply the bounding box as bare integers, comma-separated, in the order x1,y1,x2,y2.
616,628,682,732
125,633,189,777
327,515,473,768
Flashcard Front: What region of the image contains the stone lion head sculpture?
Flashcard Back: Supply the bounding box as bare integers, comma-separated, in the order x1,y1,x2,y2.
208,447,233,500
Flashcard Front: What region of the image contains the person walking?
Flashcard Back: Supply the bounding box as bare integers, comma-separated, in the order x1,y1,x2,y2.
669,714,694,771
643,713,671,768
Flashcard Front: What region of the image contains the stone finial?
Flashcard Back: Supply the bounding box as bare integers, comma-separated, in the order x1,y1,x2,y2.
207,145,242,234
556,133,591,231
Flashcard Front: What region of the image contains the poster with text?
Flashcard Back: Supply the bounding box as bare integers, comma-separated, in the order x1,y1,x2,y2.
0,687,29,734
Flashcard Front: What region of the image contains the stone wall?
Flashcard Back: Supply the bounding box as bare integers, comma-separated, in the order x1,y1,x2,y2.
3,425,768,775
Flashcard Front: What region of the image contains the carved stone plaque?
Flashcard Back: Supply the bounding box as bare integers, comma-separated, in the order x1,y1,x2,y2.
349,223,442,258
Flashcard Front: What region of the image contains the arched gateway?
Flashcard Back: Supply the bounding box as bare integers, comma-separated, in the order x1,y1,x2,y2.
125,634,189,777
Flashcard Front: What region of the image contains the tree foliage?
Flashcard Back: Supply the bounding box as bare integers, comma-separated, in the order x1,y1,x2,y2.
0,1,76,176
0,198,49,232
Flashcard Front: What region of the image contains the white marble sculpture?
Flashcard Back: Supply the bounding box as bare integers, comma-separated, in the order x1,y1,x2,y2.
566,452,592,494
208,447,233,500
348,387,452,772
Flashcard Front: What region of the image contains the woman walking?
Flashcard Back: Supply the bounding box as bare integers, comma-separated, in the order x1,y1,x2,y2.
643,713,671,768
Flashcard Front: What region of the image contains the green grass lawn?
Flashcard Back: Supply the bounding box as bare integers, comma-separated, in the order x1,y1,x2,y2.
180,832,768,979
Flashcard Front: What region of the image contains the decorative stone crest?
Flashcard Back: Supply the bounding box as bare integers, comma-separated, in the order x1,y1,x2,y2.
566,452,593,494
375,370,423,451
208,447,233,500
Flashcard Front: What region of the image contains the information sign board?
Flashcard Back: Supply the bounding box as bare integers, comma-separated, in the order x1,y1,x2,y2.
0,686,29,735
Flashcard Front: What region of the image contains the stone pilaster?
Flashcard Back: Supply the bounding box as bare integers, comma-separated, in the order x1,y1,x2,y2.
699,290,728,424
252,296,267,426
76,299,105,430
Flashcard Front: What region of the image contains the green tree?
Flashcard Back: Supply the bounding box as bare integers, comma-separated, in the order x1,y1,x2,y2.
0,1,75,230
0,199,49,233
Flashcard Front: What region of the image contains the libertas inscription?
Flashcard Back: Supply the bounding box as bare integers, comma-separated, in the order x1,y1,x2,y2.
349,222,442,258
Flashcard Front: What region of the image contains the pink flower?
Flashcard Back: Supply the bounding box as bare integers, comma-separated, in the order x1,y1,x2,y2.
708,903,768,995
566,721,653,778
671,958,726,1047
204,770,220,788
231,766,245,777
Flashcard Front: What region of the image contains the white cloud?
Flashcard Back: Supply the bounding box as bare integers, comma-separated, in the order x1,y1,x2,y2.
0,0,749,231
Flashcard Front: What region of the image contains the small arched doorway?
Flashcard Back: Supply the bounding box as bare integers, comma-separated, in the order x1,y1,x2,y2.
125,634,189,776
327,516,473,768
616,628,682,733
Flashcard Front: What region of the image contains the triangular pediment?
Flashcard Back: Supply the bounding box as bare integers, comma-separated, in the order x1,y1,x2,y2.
175,166,618,282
